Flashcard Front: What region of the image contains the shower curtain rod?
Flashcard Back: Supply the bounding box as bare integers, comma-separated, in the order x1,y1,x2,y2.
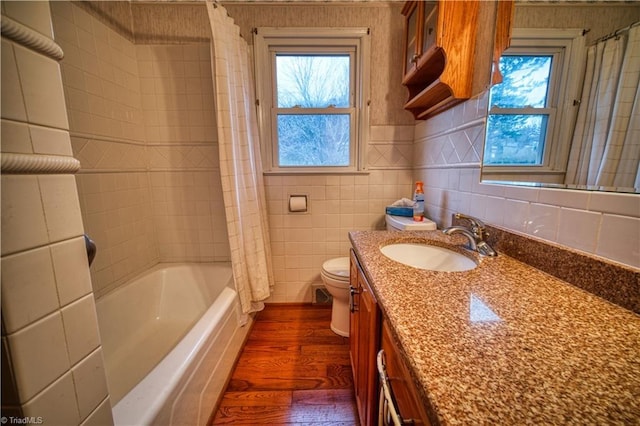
592,20,640,45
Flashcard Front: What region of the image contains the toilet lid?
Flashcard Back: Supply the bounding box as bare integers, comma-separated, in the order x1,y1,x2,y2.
322,257,350,280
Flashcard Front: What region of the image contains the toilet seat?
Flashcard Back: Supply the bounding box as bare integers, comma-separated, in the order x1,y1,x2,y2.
321,257,350,281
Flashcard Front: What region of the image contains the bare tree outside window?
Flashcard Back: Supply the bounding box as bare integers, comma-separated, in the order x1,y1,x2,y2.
484,55,553,165
275,55,352,166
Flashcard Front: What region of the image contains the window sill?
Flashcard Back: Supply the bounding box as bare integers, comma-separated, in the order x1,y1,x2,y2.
263,169,370,176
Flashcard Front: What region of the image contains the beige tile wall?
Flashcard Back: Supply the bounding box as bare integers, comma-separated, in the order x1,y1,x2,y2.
413,94,640,270
53,0,418,304
265,126,415,303
1,1,112,424
52,1,158,297
51,2,228,297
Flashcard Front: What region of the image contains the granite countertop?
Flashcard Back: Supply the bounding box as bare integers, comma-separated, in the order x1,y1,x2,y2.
349,230,640,425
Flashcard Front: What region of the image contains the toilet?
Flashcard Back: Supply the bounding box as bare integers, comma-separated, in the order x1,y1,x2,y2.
321,215,437,337
321,257,351,337
385,214,437,231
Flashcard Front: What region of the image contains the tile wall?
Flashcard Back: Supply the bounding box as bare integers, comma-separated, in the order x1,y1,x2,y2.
225,2,417,303
51,2,228,298
413,93,640,270
265,125,415,302
1,1,112,424
52,1,417,304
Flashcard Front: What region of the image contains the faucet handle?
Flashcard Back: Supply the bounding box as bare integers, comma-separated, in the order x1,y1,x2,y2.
454,213,486,230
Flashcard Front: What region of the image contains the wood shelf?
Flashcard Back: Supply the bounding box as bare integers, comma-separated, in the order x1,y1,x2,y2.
401,0,511,120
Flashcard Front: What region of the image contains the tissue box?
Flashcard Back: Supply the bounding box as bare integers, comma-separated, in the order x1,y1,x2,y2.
385,206,413,217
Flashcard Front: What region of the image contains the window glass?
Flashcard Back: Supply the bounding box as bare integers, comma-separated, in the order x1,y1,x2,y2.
276,55,350,108
254,28,370,173
277,114,350,166
484,114,548,165
489,55,553,108
484,54,554,166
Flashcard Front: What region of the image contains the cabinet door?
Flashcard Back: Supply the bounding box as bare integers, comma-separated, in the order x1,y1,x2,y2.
359,274,380,426
349,250,381,426
402,1,420,78
381,320,431,425
349,251,360,386
421,3,438,56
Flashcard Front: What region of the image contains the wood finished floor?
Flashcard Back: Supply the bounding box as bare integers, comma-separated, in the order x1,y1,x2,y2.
209,304,360,425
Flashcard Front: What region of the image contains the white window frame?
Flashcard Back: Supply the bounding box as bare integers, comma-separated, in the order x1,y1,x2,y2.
253,27,371,174
483,29,585,183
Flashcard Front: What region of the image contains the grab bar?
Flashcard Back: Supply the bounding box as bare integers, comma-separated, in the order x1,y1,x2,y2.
84,234,96,266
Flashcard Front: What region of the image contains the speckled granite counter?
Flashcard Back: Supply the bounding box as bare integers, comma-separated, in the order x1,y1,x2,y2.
349,230,640,425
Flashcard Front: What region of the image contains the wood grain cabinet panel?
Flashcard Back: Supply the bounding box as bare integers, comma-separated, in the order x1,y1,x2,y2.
349,250,381,426
401,0,513,119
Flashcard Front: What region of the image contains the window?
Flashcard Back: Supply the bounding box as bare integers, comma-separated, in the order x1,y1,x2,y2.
483,29,585,182
254,28,370,173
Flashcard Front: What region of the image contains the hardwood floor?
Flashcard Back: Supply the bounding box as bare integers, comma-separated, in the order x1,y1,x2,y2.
209,304,360,425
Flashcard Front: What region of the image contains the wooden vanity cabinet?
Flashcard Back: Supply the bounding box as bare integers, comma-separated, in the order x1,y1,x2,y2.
349,250,381,426
381,319,432,425
401,0,513,120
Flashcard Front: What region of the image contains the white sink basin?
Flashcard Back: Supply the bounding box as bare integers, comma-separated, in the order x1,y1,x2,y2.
380,243,477,272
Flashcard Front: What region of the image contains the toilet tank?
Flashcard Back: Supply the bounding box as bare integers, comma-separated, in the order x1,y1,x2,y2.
385,214,437,231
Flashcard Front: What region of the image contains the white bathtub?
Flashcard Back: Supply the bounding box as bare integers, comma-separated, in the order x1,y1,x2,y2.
95,263,250,426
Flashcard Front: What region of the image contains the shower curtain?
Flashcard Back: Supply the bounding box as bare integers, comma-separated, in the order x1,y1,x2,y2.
565,24,640,190
207,1,274,318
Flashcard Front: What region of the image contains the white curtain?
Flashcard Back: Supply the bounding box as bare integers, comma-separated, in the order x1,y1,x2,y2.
207,1,274,318
565,25,640,190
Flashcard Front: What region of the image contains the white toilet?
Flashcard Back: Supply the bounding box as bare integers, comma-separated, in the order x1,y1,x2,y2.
321,257,351,337
321,215,437,338
385,214,437,231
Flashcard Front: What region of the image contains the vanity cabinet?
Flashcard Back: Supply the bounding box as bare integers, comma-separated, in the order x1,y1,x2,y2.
401,0,512,119
349,250,380,426
380,319,432,425
350,250,430,425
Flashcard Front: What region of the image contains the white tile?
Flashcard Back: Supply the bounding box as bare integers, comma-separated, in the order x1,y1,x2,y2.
526,203,559,242
502,199,529,233
1,41,27,121
503,185,539,202
61,294,101,365
50,236,93,306
1,175,48,256
538,187,590,210
22,372,80,426
557,208,601,253
1,119,32,154
589,192,640,217
1,246,59,334
79,397,114,426
29,125,73,156
72,348,109,420
13,45,69,129
38,175,84,243
1,337,20,405
3,0,54,37
597,215,640,269
468,193,487,220
7,312,71,402
484,196,505,227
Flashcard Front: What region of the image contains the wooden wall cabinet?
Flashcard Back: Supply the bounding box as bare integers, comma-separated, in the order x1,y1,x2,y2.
401,0,512,120
349,250,381,426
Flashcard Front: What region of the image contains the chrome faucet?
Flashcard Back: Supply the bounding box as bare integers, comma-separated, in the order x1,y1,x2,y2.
443,214,497,257
442,226,477,251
